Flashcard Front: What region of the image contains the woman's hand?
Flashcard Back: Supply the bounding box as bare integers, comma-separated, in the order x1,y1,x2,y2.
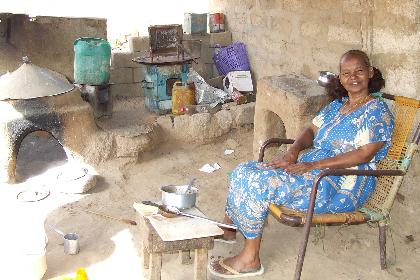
284,161,318,175
261,151,298,169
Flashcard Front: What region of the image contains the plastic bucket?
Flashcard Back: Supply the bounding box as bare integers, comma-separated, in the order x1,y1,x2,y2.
74,37,111,85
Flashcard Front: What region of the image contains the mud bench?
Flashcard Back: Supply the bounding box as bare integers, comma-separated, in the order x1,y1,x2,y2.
134,204,223,280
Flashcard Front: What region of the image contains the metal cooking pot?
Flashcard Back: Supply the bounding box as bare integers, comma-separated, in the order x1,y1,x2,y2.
317,71,337,87
161,185,198,209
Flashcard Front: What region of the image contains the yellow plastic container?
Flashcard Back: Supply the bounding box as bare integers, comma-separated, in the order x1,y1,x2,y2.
172,82,195,115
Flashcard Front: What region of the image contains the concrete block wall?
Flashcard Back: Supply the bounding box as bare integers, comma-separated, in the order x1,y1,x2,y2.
209,0,420,99
110,32,233,98
0,14,106,79
109,36,148,98
184,31,232,79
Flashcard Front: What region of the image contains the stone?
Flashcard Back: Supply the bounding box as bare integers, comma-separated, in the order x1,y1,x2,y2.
57,173,97,194
224,138,240,149
110,68,133,84
209,31,232,47
128,36,150,53
111,51,139,68
300,21,322,38
133,67,146,83
327,25,362,46
157,115,174,131
253,75,329,158
343,0,363,13
230,102,255,127
373,28,420,53
110,83,142,98
114,131,158,158
214,109,233,132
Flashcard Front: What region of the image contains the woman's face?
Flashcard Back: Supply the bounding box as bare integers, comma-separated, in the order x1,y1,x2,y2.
339,54,373,96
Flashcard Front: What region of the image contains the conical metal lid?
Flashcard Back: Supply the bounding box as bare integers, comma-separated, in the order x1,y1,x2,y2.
0,57,74,100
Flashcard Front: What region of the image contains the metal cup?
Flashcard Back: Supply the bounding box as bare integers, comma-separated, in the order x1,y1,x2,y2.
63,233,79,255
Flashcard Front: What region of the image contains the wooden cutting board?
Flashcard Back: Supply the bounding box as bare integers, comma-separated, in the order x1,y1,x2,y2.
134,203,223,242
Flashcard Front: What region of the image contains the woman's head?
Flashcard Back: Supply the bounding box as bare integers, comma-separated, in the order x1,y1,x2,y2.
327,50,385,101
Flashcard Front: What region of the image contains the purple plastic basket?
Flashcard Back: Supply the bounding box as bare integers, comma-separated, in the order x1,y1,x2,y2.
212,41,250,75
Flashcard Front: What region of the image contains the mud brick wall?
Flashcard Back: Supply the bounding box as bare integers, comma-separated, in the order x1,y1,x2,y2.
0,14,106,80
209,0,419,99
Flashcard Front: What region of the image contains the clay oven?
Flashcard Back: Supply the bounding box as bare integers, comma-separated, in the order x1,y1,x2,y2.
0,58,97,187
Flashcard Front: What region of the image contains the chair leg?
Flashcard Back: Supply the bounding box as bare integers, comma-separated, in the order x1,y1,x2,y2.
379,221,387,269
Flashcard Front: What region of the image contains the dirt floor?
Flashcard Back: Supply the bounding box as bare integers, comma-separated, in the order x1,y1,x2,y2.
2,124,420,280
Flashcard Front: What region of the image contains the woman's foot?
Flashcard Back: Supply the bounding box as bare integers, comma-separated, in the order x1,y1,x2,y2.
209,254,263,278
221,228,237,242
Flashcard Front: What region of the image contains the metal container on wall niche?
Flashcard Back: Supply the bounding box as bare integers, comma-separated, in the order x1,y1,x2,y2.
209,13,225,33
184,13,207,35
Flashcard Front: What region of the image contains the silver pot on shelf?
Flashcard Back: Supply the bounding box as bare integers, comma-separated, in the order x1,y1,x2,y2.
317,71,337,87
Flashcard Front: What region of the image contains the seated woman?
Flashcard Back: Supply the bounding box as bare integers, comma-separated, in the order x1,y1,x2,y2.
209,50,395,278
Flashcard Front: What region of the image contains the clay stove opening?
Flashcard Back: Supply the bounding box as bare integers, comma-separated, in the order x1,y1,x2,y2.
261,110,287,159
15,130,67,182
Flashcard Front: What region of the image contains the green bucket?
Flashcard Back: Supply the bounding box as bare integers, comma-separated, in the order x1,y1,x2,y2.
74,37,111,85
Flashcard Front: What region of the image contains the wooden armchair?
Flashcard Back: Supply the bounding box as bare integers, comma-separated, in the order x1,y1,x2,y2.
258,93,420,280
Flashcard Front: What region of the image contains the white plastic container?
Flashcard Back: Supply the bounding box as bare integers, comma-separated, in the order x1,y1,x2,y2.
223,71,253,94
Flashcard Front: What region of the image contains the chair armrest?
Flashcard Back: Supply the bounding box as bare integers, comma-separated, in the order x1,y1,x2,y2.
258,138,295,162
307,168,405,225
295,168,406,279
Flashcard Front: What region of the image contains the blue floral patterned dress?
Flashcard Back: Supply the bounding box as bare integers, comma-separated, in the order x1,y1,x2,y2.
226,98,394,239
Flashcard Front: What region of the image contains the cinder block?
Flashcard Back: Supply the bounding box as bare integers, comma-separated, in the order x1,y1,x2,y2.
191,61,219,80
111,83,142,98
300,21,322,38
250,12,264,27
209,31,232,47
183,33,210,46
327,26,361,45
111,51,139,68
110,68,133,84
199,46,214,63
211,63,220,77
128,36,150,53
133,67,145,83
343,0,363,13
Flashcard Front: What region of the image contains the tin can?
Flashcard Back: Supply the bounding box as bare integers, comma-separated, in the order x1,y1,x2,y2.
209,13,225,33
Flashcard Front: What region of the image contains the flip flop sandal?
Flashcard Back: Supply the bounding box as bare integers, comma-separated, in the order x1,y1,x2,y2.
208,257,264,278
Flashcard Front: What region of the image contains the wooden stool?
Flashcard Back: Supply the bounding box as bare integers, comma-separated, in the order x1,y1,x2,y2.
140,216,215,280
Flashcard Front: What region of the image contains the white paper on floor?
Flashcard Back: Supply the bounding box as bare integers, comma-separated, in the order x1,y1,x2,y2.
199,163,221,173
224,149,234,155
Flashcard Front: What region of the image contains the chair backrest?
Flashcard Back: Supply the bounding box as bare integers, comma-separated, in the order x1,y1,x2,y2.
363,94,420,215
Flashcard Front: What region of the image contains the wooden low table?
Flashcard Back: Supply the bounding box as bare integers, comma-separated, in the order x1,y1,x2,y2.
134,204,223,280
